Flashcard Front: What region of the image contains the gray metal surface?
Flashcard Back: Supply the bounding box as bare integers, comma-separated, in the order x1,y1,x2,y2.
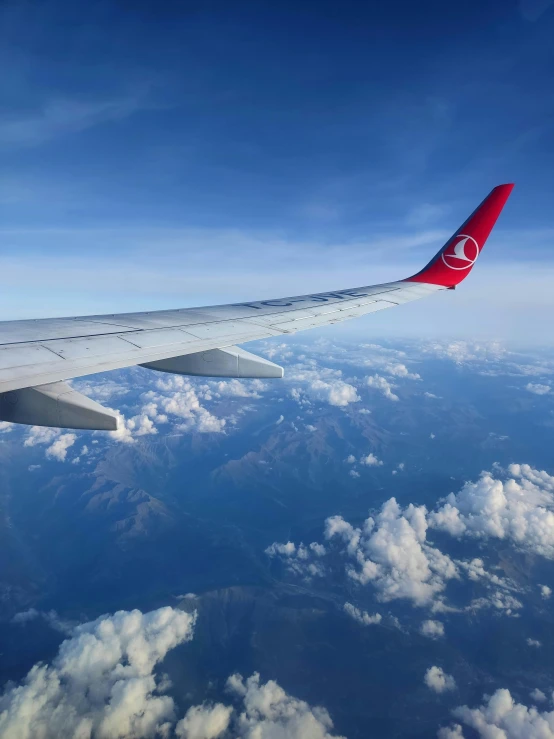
0,280,442,394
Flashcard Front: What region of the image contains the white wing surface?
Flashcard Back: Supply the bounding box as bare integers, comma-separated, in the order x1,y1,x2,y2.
0,184,514,430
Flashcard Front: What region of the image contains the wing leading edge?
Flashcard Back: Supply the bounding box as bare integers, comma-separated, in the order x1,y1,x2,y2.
0,184,514,429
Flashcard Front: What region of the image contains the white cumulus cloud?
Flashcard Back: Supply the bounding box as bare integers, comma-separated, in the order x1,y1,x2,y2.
360,453,383,467
225,672,345,738
420,619,445,638
385,363,421,380
429,464,554,559
424,666,456,693
445,688,554,738
259,466,554,617
325,498,458,607
343,603,382,626
45,432,77,461
24,427,77,461
265,541,327,579
308,379,360,407
140,377,226,435
175,703,233,738
0,604,345,739
24,426,59,447
108,410,159,444
211,379,266,398
526,383,551,395
0,606,196,739
286,363,359,407
366,375,399,401
265,541,297,557
437,725,465,738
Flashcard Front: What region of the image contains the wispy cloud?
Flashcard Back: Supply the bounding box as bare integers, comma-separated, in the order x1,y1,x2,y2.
0,95,150,149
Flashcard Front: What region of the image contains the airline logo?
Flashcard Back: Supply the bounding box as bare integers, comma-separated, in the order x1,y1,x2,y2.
441,234,480,270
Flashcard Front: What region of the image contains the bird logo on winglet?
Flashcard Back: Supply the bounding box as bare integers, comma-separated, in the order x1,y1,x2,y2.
441,234,480,270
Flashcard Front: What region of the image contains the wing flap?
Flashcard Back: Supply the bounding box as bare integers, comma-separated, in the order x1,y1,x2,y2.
0,344,64,370
0,318,140,345
182,320,279,341
119,328,197,349
81,310,217,330
42,335,134,360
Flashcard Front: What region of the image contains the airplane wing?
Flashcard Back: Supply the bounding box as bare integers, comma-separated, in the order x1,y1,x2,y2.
0,184,514,431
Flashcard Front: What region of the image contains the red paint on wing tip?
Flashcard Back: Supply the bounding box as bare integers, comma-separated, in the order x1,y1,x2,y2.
406,183,515,287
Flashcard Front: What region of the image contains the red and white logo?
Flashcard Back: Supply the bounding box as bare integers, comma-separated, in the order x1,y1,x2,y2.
441,234,480,270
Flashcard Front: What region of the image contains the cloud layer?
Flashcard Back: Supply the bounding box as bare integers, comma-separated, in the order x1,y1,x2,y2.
265,464,554,617
0,606,344,739
325,498,458,606
0,606,196,738
441,688,554,738
175,673,347,738
430,464,554,558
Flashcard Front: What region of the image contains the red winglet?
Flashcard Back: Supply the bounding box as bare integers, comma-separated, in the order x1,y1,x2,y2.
406,184,514,287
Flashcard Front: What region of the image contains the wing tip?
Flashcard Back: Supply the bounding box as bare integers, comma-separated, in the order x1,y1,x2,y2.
493,182,515,196
406,183,515,287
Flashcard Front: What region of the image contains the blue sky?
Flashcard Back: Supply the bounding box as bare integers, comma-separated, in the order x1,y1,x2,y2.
1,0,554,340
